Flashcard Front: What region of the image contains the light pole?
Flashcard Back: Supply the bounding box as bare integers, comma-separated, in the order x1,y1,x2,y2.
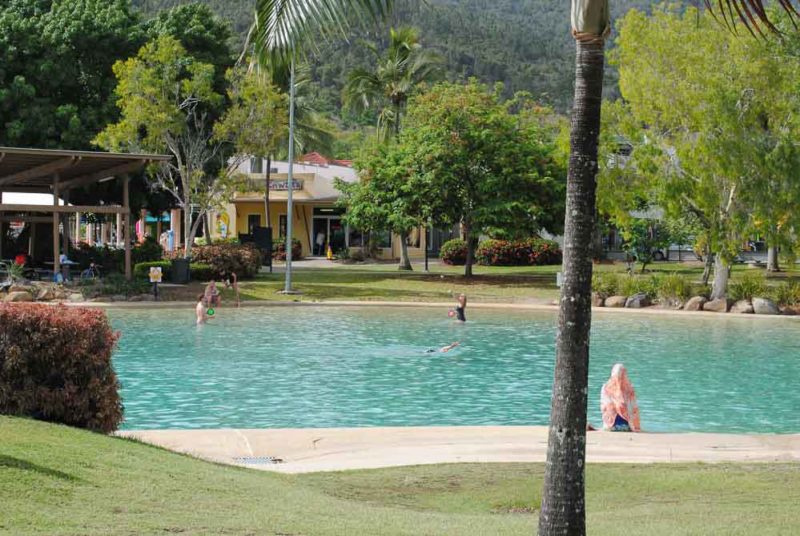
284,59,296,293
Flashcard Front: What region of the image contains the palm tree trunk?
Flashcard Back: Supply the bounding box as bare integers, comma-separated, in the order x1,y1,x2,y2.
539,36,605,536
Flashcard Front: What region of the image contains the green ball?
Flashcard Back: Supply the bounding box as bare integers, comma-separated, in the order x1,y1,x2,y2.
207,308,215,316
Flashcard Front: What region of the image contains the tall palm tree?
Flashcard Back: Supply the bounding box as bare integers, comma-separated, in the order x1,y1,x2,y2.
539,2,796,535
343,27,442,140
252,0,391,291
343,26,442,270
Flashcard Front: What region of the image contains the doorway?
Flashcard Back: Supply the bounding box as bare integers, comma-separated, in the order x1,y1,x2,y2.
312,207,346,256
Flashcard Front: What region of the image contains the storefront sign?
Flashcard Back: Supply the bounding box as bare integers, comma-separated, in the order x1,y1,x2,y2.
269,180,303,191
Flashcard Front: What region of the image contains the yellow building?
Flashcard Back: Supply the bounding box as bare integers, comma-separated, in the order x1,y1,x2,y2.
210,154,429,259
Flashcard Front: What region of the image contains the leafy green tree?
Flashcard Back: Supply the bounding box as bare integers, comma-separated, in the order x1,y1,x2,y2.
336,136,441,267
95,35,238,258
343,26,442,140
214,66,289,231
618,218,671,273
401,80,565,277
609,6,800,297
0,0,142,148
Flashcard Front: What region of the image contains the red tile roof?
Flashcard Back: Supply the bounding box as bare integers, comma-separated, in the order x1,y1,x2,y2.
297,152,353,168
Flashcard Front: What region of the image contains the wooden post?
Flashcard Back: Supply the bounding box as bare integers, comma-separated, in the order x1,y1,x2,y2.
116,213,123,246
53,175,60,277
75,212,81,247
123,175,131,280
62,191,71,253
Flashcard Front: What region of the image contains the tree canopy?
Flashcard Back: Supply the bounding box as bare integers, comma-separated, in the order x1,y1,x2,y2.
0,0,142,149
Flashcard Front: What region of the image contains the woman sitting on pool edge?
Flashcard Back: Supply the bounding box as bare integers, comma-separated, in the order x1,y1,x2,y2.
600,363,641,432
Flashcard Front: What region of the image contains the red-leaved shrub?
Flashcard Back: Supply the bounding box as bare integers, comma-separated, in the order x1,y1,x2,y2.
476,238,562,266
190,243,263,279
0,304,122,433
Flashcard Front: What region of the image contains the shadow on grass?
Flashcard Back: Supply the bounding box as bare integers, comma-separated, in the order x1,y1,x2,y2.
0,454,82,482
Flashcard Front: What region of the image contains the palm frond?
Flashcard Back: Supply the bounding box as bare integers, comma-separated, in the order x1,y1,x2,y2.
252,0,393,61
705,0,799,36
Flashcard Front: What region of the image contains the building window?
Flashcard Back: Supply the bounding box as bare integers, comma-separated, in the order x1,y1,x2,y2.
247,214,261,234
279,215,287,237
371,230,391,249
250,157,263,174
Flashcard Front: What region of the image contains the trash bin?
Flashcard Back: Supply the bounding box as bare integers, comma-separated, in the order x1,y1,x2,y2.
170,258,190,284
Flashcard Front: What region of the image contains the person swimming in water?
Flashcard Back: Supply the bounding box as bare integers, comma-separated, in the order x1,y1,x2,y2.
425,342,460,353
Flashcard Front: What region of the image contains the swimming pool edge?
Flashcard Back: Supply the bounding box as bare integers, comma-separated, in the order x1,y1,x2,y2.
63,299,800,321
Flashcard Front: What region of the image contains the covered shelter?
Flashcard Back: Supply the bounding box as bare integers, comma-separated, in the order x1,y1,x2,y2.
0,147,171,279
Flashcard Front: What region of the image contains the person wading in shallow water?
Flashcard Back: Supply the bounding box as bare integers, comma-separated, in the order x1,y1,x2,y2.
452,293,467,322
196,295,209,325
600,363,641,432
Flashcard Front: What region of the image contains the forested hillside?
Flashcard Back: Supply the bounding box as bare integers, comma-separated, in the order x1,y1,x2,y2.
131,0,685,116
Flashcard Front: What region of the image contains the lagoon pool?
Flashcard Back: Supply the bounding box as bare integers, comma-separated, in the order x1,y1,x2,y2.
110,306,800,433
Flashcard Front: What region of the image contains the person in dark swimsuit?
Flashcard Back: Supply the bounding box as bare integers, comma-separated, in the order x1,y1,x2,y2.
455,293,467,322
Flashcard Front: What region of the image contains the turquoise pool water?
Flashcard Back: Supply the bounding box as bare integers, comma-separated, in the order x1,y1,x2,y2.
110,306,800,433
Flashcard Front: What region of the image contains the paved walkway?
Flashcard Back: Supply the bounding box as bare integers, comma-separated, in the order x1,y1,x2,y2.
118,426,800,473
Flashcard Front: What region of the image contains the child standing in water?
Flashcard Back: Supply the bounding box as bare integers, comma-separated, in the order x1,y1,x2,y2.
196,294,209,325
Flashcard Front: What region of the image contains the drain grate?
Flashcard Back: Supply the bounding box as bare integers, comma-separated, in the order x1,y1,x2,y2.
232,456,284,465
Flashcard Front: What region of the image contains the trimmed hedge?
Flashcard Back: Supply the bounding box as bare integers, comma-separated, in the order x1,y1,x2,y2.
0,304,122,433
190,243,262,279
440,239,468,265
272,239,303,261
189,263,215,282
475,238,563,266
133,261,215,282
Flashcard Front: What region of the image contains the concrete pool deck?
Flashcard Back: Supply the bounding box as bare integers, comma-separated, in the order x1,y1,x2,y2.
66,298,800,321
118,427,800,473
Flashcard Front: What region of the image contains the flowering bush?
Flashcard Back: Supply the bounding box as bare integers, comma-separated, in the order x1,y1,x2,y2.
440,238,468,265
272,239,303,261
190,243,263,279
0,304,122,433
476,238,562,266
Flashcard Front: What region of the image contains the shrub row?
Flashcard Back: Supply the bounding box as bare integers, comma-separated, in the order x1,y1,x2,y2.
133,261,214,282
0,304,122,433
440,238,563,266
475,238,562,266
592,272,800,306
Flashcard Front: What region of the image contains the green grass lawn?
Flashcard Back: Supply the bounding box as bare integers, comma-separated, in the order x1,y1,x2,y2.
2,416,798,535
207,260,800,305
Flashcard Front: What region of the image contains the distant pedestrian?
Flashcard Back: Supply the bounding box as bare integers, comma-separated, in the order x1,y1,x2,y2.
315,232,326,256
